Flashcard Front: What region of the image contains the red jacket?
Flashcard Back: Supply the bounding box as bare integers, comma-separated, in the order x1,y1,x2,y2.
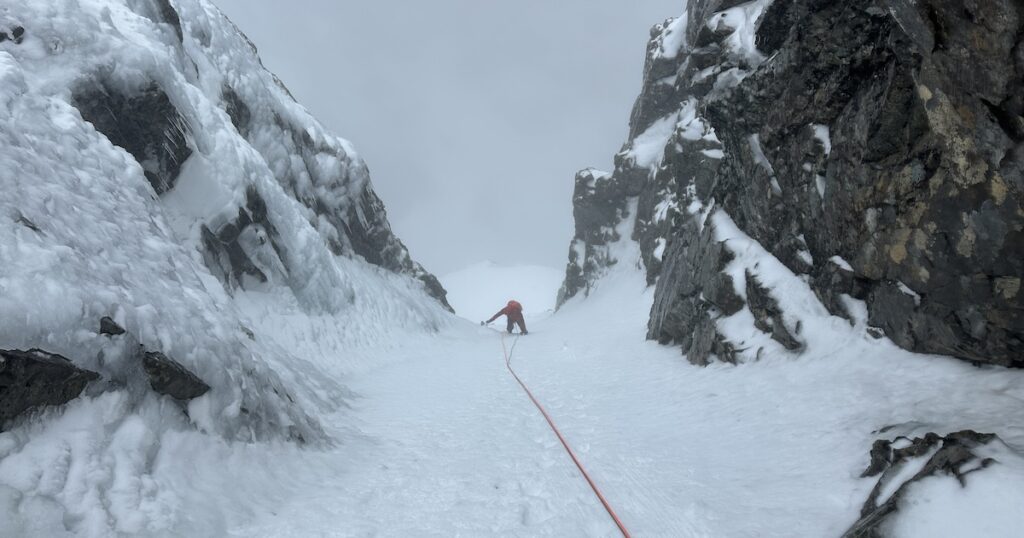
488,300,523,322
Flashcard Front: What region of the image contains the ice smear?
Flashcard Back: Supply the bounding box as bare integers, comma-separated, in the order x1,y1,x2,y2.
812,123,832,155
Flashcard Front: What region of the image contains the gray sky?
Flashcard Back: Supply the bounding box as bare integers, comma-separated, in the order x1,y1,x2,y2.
213,1,681,275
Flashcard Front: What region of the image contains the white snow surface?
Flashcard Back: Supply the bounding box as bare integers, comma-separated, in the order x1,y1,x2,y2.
5,248,1013,537
884,440,1024,537
441,261,563,325
652,15,689,61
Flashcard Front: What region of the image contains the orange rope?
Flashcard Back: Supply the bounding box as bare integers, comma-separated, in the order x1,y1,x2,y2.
500,332,632,538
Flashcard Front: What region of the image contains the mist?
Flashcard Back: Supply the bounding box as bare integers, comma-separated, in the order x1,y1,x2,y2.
213,0,680,274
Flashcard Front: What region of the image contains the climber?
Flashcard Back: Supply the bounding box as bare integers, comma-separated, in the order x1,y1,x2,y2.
482,300,528,335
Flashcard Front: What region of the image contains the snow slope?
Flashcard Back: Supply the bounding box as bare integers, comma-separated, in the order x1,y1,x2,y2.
441,261,563,323
224,250,1024,537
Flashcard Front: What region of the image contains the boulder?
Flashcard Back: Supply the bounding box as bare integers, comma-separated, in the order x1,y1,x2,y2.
556,169,626,306
141,350,210,401
0,349,100,430
99,316,125,336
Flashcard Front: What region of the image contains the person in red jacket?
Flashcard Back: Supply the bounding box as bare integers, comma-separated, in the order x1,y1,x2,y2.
482,300,528,335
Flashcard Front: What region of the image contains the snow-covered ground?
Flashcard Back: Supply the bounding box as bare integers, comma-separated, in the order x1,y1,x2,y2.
226,259,1024,537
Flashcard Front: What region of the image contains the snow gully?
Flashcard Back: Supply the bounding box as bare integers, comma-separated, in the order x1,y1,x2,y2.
499,333,633,538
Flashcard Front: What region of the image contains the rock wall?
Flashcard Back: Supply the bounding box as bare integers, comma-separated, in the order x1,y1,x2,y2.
562,0,1023,367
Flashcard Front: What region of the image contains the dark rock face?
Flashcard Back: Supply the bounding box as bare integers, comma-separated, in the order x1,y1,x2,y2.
72,80,193,195
346,184,451,309
843,430,1002,537
558,4,736,307
141,350,211,400
0,349,100,430
557,169,626,305
701,0,1023,366
558,14,705,305
565,0,1024,366
649,218,739,364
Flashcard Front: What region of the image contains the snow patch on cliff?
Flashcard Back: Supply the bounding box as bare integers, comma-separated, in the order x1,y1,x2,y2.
625,112,679,169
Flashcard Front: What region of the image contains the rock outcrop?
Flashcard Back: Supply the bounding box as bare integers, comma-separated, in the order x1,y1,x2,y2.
97,317,211,401
843,430,1007,537
73,80,193,195
142,350,211,400
0,349,100,430
560,0,1024,367
557,169,624,305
